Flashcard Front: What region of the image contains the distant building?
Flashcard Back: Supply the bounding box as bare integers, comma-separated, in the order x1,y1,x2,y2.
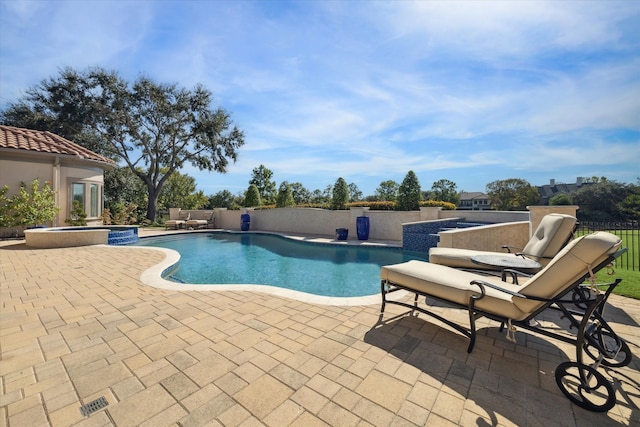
458,192,491,210
0,125,115,228
537,178,593,205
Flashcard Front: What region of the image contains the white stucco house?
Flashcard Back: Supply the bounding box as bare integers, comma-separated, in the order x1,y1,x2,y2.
458,192,492,210
0,125,115,233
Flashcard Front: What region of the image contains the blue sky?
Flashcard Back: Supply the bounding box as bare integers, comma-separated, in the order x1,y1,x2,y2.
1,1,639,197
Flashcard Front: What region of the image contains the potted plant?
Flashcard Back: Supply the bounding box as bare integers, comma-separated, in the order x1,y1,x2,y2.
335,227,349,240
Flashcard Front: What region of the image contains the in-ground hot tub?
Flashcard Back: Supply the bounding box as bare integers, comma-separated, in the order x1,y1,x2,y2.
24,226,139,248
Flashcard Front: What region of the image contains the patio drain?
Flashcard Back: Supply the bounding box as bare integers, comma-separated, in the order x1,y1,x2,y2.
80,396,108,417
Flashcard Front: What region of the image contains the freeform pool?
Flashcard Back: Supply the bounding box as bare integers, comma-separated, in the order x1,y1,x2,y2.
134,232,427,297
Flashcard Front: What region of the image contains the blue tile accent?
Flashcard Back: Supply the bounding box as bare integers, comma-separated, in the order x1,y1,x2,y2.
108,227,139,245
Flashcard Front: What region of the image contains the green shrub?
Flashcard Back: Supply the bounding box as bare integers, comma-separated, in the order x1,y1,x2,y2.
347,201,395,210
102,203,138,225
276,182,295,208
331,178,350,210
65,200,88,226
1,179,60,227
396,171,422,211
419,200,456,210
244,184,262,207
550,193,571,205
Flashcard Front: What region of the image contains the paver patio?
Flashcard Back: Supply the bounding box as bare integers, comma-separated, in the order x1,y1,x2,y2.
1,233,638,426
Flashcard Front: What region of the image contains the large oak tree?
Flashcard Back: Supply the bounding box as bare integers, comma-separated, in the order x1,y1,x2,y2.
486,178,539,211
1,67,245,221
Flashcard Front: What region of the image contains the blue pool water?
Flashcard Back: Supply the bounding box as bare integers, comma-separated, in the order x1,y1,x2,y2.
134,232,428,297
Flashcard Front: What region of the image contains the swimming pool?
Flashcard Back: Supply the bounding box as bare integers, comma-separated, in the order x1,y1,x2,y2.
134,232,428,297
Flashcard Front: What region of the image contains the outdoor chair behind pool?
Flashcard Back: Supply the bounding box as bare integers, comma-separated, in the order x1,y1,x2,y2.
165,211,190,230
186,212,215,229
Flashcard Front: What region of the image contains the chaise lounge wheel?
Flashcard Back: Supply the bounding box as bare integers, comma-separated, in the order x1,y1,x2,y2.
583,330,632,367
555,361,616,412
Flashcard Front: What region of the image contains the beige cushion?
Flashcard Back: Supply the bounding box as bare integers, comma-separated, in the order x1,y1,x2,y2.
383,231,621,321
428,247,515,270
521,213,577,261
514,231,621,313
381,261,529,320
429,213,577,269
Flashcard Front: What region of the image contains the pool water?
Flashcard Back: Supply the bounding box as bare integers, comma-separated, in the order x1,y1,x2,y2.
134,232,428,297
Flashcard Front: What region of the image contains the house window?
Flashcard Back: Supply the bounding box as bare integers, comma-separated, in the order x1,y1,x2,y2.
70,181,102,219
72,183,85,207
90,184,100,217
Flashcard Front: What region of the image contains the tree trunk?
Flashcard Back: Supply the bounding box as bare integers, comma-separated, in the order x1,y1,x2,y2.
147,186,159,222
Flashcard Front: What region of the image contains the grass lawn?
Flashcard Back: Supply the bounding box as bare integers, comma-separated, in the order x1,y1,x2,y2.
576,229,639,299
593,268,640,299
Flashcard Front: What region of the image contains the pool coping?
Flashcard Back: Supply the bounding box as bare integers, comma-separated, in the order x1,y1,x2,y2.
126,230,410,306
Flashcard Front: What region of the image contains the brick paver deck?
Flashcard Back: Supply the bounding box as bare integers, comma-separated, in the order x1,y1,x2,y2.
1,235,638,426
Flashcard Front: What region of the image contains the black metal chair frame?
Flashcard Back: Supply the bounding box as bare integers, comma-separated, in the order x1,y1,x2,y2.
380,248,631,412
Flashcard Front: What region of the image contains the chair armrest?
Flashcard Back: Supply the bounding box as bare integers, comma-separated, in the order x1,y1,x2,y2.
470,279,525,297
502,245,523,254
469,279,556,302
501,268,534,285
515,252,554,260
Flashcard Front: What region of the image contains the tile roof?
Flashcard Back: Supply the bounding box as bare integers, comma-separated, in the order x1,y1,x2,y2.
459,191,488,200
0,125,115,166
537,183,592,200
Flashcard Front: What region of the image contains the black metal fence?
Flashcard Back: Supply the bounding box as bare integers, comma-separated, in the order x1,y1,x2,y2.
576,221,639,271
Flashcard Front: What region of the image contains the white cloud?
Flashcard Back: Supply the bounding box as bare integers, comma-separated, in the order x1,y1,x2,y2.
1,0,638,195
381,1,635,58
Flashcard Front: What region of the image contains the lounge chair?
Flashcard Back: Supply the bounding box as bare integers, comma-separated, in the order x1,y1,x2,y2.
380,231,630,412
186,212,215,230
165,211,190,230
429,213,577,270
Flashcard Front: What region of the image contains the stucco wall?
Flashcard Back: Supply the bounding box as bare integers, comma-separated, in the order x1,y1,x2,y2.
24,227,109,248
172,207,422,241
0,154,107,230
0,158,54,192
436,206,579,251
168,206,577,247
437,221,531,252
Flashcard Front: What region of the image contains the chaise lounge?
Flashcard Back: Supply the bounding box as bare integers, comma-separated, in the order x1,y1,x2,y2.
429,213,577,270
165,211,190,230
380,231,630,412
186,212,215,230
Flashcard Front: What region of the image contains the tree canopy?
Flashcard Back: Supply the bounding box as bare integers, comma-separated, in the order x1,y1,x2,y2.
374,180,399,202
486,178,539,211
571,180,637,220
290,182,311,205
276,181,296,208
158,170,208,211
207,190,240,210
429,179,460,205
331,177,350,210
0,66,245,221
396,171,422,211
348,183,363,202
249,165,277,205
244,184,262,207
